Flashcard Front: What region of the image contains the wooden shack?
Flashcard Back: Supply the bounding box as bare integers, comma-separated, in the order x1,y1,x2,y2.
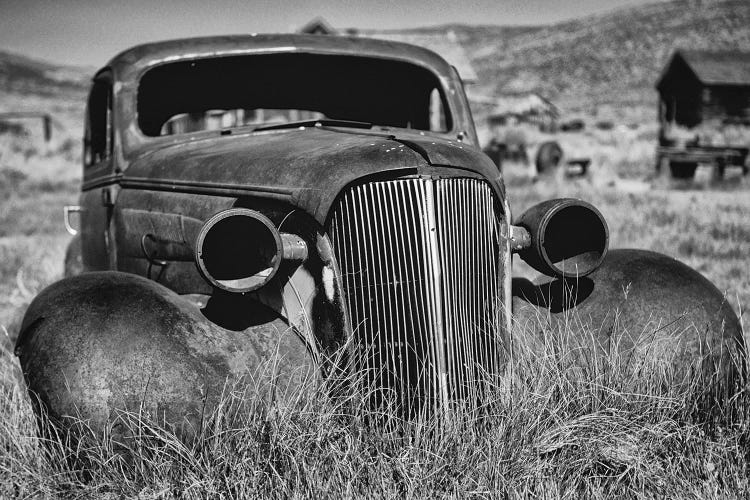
657,50,750,128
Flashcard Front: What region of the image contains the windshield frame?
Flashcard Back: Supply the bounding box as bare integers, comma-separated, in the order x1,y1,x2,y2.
113,46,475,161
137,52,456,137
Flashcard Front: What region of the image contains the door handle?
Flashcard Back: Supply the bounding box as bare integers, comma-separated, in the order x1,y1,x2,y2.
63,206,82,235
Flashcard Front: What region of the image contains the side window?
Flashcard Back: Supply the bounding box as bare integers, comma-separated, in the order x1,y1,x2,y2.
84,79,112,166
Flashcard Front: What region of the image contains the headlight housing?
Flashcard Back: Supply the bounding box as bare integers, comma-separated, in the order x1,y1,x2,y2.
195,208,306,293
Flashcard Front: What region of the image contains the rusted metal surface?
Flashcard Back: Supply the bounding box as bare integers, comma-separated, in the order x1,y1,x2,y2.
115,127,502,225
513,249,744,388
16,272,316,436
508,225,531,253
515,198,608,278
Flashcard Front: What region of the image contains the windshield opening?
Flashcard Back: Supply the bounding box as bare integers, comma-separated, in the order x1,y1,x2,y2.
137,53,453,137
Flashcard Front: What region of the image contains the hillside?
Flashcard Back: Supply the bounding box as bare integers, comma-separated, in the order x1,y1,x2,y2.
0,50,88,98
409,0,750,111
0,51,89,146
1,0,749,122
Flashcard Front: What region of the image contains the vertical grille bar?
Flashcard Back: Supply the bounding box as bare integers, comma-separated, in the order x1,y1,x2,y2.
329,178,504,412
359,185,378,390
383,183,406,407
403,181,434,407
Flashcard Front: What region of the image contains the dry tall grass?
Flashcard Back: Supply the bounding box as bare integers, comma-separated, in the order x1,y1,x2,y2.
0,311,747,498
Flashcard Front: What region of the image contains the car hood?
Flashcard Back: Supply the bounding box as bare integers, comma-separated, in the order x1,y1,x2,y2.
122,126,503,224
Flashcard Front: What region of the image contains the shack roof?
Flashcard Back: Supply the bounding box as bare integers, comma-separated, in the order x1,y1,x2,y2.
658,49,750,88
298,17,336,35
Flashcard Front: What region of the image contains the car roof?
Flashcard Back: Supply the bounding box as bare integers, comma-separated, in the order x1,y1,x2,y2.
103,33,457,83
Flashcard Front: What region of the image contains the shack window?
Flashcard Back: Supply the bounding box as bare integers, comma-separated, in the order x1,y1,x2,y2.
84,79,112,165
137,53,453,136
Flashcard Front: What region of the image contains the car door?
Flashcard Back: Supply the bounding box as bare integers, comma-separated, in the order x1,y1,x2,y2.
80,70,118,271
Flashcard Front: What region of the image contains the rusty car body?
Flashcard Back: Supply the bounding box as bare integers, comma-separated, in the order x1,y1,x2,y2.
15,35,744,433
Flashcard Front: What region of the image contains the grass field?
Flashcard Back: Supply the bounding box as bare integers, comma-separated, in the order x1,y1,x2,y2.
1,129,749,498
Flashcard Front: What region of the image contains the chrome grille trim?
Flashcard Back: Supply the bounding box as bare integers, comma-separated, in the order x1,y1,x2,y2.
329,178,505,412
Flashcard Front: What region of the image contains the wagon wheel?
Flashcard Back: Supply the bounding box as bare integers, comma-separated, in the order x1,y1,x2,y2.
535,141,563,175
669,161,697,180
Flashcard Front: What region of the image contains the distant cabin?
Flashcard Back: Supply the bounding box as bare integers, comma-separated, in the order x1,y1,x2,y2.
484,92,559,130
656,49,750,128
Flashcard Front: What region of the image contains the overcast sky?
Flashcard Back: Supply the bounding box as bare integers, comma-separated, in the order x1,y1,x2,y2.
1,0,667,67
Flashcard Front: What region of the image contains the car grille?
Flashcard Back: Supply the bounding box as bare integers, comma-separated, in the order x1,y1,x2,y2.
329,178,506,413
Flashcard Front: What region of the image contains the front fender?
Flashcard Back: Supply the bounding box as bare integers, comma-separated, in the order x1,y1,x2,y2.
513,249,744,385
15,271,316,435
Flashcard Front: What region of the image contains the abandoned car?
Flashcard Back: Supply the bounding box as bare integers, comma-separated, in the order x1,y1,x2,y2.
15,35,743,431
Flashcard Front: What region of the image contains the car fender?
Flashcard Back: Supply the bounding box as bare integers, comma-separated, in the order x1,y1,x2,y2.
15,271,317,435
512,249,744,387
